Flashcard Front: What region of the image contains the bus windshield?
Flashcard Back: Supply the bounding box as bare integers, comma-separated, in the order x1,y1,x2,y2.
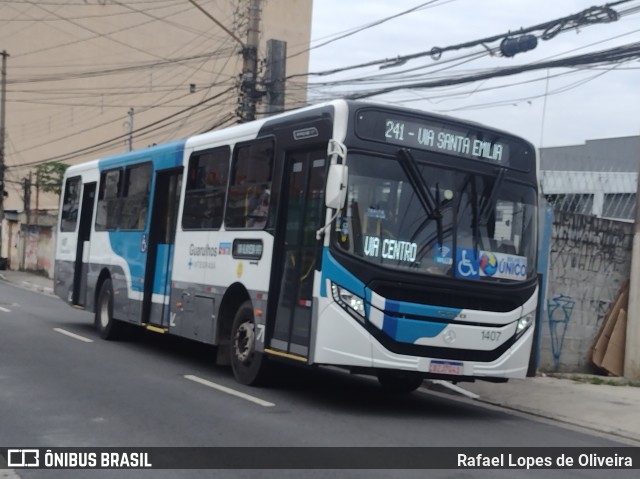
334,152,537,282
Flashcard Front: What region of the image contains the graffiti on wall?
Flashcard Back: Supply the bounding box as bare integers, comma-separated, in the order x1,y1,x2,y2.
542,211,633,371
549,212,632,327
547,294,575,370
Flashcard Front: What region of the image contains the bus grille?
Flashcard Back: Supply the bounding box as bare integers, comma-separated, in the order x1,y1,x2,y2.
368,280,522,313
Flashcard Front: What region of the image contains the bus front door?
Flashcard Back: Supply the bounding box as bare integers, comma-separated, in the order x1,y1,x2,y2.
142,169,182,329
270,149,326,359
72,182,96,306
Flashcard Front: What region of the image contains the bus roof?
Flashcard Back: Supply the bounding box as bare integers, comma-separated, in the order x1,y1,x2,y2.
62,99,533,176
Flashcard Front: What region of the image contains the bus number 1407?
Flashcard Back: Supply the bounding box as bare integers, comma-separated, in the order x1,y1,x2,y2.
481,331,501,341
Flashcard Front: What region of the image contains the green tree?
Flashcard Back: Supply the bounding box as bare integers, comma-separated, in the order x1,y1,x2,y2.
36,162,69,197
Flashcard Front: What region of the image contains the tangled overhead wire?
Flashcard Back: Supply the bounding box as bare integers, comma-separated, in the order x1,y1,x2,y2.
541,5,619,40
430,3,625,59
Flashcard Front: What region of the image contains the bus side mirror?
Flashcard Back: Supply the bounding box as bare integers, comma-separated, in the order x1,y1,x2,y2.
325,164,348,210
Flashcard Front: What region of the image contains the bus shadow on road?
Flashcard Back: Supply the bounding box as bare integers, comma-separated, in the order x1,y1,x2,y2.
67,321,506,420
263,362,505,421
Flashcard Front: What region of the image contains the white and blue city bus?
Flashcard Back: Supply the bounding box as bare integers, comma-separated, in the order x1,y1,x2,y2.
54,100,538,391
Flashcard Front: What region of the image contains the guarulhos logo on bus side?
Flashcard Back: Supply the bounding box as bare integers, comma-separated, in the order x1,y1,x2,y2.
189,244,218,257
188,243,218,271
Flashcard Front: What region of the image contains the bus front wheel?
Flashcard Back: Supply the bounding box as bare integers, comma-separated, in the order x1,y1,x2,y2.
230,300,270,386
95,278,125,340
376,370,424,393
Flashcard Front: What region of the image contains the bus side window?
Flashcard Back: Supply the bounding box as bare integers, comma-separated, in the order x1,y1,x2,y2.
96,168,122,231
225,139,274,229
60,176,82,232
121,163,152,230
182,146,230,230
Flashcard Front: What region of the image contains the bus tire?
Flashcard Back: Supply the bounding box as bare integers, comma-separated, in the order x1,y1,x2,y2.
230,300,270,386
376,370,423,393
95,278,124,340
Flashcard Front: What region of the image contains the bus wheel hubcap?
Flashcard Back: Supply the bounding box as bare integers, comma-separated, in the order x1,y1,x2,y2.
234,322,254,363
100,294,109,328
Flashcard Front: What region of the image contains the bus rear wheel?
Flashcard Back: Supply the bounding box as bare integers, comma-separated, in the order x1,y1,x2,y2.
230,300,270,386
376,370,424,393
95,278,125,340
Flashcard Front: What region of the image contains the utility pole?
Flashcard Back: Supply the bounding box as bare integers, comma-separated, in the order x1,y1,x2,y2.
264,39,287,116
127,107,134,151
189,0,259,123
20,173,31,271
238,0,262,122
624,145,640,379
0,50,8,261
35,172,40,215
24,173,31,226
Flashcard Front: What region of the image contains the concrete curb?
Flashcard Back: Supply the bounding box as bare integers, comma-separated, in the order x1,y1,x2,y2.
21,280,55,296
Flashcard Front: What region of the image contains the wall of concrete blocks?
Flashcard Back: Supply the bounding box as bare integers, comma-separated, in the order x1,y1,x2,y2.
539,211,633,372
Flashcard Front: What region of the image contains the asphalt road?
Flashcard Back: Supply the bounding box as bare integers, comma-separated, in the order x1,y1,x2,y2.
0,280,636,479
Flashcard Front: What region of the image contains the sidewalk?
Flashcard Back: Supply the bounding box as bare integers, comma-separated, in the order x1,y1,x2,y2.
458,374,640,444
1,269,639,444
0,269,55,296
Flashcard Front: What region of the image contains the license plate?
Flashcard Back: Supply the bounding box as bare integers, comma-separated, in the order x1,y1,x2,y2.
429,360,464,375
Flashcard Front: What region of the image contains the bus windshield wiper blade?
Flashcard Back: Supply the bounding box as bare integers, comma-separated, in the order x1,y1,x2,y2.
397,149,438,219
397,149,443,246
479,167,506,225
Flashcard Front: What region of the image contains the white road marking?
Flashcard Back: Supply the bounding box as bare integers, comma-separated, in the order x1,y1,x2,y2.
422,380,480,399
0,306,11,312
184,374,275,408
53,328,94,343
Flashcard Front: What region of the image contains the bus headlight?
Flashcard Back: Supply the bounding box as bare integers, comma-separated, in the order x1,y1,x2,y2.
331,282,365,321
516,312,535,335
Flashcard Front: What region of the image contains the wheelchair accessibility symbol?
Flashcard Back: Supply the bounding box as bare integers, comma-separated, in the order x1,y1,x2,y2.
456,249,480,279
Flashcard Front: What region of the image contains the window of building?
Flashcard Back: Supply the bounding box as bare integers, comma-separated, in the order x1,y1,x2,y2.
603,193,636,220
120,163,152,230
546,194,593,216
182,146,230,230
225,140,274,229
96,168,122,231
60,176,81,232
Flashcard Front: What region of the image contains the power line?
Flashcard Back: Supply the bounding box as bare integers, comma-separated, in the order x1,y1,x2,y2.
188,0,244,47
8,3,195,59
288,0,452,59
432,64,623,113
8,50,236,85
304,25,640,104
6,86,236,168
10,76,236,157
344,41,640,100
0,1,178,22
288,0,637,80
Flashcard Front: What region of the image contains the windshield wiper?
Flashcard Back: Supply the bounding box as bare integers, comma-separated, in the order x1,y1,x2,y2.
397,149,437,217
470,178,480,256
479,167,506,226
397,149,443,246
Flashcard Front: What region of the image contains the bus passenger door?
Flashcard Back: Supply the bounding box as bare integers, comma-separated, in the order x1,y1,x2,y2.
72,182,96,306
270,149,326,359
143,169,182,328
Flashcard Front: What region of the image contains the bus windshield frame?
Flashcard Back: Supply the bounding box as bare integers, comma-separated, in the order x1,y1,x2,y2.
332,145,538,284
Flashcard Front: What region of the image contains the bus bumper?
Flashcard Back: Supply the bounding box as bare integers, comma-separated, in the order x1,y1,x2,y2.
313,303,535,380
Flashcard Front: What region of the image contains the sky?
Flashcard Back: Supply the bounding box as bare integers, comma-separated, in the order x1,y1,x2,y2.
306,0,640,149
